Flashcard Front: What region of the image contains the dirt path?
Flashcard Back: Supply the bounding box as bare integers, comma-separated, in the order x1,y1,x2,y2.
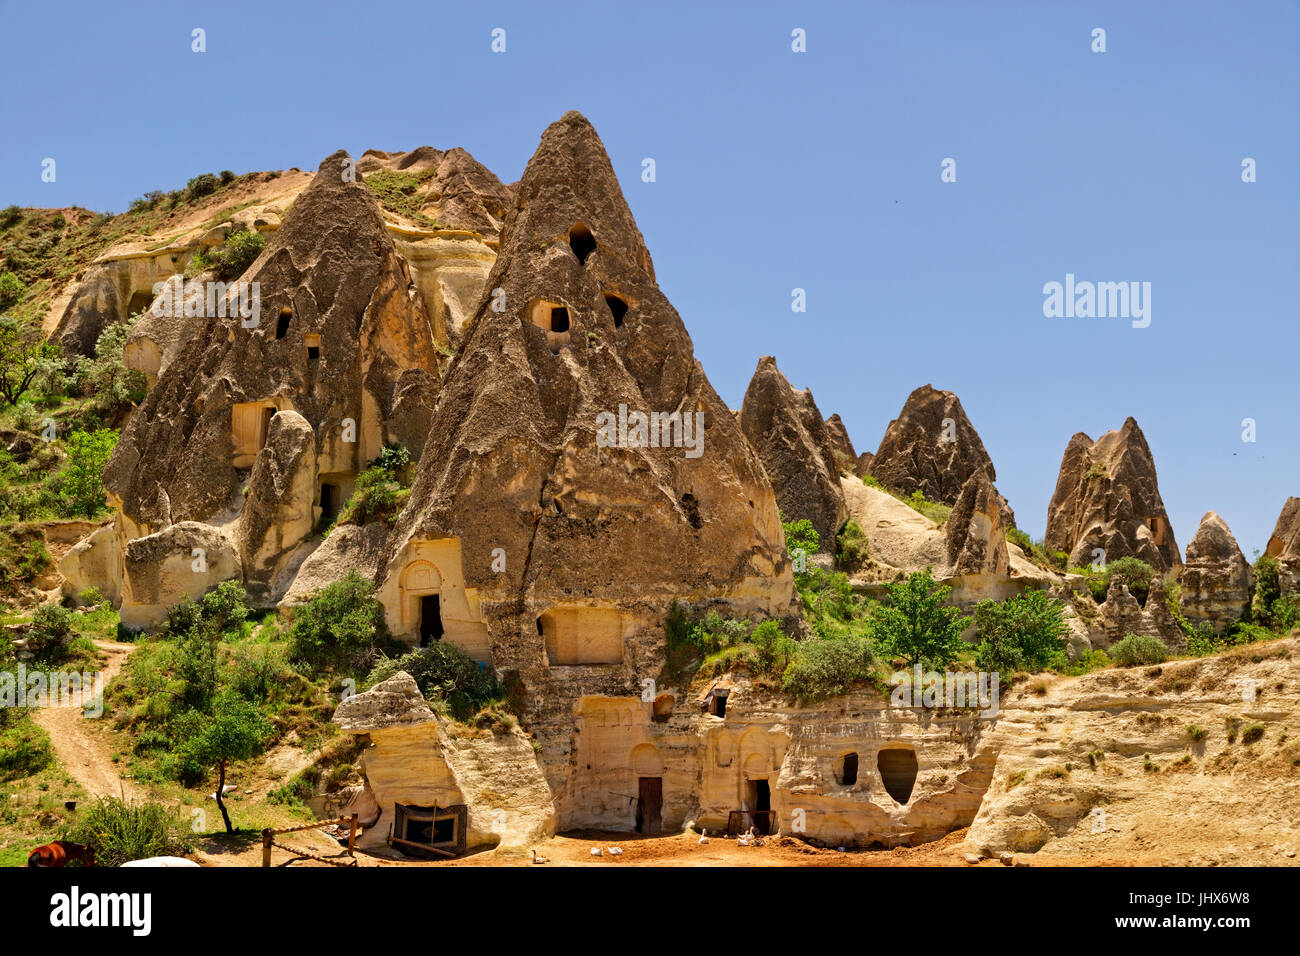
31,640,144,802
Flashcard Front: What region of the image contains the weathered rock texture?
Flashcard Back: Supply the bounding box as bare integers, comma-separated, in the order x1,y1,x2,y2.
870,385,1014,527
823,413,857,473
966,640,1300,864
334,673,555,850
739,357,847,551
944,470,1009,578
370,113,794,820
1265,497,1300,599
91,149,444,622
1045,418,1180,572
1181,512,1253,634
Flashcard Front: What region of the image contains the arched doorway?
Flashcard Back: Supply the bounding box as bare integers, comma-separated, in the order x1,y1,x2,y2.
401,560,444,646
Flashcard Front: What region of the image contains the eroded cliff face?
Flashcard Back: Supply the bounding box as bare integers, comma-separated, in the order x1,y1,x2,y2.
336,638,1300,863
965,638,1300,864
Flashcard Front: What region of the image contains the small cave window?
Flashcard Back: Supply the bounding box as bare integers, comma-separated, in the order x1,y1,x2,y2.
878,747,918,805
834,752,859,786
304,333,321,361
604,292,628,328
276,307,291,340
707,689,729,718
536,617,544,637
568,223,596,264
550,307,570,333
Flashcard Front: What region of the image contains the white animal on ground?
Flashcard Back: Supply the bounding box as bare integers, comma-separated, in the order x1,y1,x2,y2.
589,847,603,856
607,846,623,855
531,849,549,864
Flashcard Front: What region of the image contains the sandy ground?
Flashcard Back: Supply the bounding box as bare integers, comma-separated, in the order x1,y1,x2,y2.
29,640,143,802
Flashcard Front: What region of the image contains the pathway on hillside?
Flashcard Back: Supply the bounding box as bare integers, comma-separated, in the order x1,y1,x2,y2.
30,639,144,802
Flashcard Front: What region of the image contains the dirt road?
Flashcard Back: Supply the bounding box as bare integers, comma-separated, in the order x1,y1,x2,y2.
30,640,143,802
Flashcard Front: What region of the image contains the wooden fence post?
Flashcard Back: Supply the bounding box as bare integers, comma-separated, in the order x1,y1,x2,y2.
262,828,273,868
348,813,358,856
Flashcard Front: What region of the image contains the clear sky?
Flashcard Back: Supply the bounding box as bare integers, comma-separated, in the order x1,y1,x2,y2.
1,0,1295,555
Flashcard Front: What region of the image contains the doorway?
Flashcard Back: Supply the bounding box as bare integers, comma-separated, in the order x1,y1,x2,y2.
319,482,338,524
636,777,662,834
419,594,444,646
747,779,771,835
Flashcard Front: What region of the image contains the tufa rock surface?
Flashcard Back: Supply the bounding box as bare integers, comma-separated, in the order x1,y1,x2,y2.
1181,512,1252,634
374,112,794,741
823,413,858,474
1265,497,1300,599
99,149,443,618
870,385,1014,527
739,356,848,551
1044,418,1180,572
944,470,1009,577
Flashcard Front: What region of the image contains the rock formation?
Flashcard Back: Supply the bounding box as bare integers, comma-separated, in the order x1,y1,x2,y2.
1265,497,1300,599
739,356,847,551
334,672,555,850
1181,512,1253,634
944,470,1009,578
1044,418,1180,572
371,113,794,755
823,413,857,473
870,384,1014,527
84,148,444,621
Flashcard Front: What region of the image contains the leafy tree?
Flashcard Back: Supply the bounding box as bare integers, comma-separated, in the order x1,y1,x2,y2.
59,428,117,518
75,316,146,415
868,568,970,669
0,315,55,406
25,604,76,662
973,589,1069,676
369,441,412,480
749,619,797,675
289,571,387,671
163,581,249,712
0,271,26,310
174,696,271,833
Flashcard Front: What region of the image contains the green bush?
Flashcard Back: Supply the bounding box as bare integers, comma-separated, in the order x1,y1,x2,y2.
64,797,190,865
208,228,265,281
782,517,820,566
288,571,387,672
973,589,1068,675
0,272,26,311
0,206,22,229
161,581,250,712
868,569,969,669
336,466,408,526
369,441,412,478
835,520,870,572
782,635,879,702
1109,633,1168,666
25,603,76,662
0,717,53,780
182,173,220,202
367,641,503,722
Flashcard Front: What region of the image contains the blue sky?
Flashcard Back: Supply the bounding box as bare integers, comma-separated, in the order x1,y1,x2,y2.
2,0,1296,555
